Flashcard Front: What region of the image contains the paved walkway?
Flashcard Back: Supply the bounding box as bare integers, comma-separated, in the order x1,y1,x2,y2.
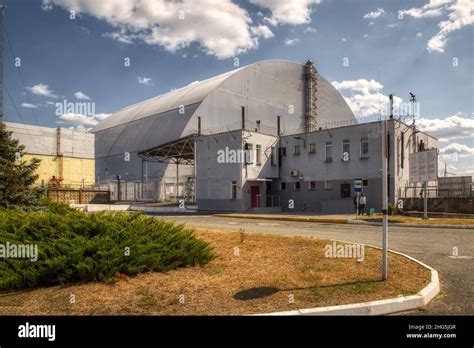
160,215,474,315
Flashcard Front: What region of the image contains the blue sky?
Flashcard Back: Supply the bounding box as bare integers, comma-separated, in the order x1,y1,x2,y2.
2,0,473,175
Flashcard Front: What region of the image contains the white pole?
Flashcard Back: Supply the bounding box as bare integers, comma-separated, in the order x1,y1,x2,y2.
382,116,388,281
423,181,428,219
356,192,359,219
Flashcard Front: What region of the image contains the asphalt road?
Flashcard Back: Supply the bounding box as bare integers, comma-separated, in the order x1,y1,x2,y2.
160,215,474,315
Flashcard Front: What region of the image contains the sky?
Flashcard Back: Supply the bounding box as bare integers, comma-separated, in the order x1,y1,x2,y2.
2,0,473,175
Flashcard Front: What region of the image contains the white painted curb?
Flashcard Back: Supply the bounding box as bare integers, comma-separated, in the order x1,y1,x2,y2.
256,244,440,316
348,219,474,230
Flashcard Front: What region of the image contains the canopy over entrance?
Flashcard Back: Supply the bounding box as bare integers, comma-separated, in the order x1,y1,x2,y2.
137,134,196,165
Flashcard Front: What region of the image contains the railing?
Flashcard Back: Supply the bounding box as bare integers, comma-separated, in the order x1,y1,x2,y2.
256,194,280,208
402,185,473,198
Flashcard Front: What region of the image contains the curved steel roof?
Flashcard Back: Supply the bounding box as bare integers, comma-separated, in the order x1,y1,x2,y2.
92,67,242,132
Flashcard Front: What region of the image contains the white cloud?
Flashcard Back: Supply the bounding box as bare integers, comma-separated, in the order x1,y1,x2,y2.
304,26,317,33
416,32,424,37
251,24,274,39
332,79,402,117
332,79,383,94
42,0,272,59
137,77,153,85
363,34,369,38
59,112,111,126
417,113,474,141
26,83,58,98
95,113,112,122
439,142,474,155
68,125,92,132
401,0,450,18
284,37,300,46
74,91,91,100
341,37,347,42
21,103,38,109
363,8,385,19
387,23,398,28
401,0,473,53
251,0,321,26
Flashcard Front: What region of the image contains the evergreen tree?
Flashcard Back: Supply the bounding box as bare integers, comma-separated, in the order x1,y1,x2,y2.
0,122,43,208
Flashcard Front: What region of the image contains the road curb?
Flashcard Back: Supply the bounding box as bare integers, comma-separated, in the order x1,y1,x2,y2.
255,245,440,316
347,219,474,230
213,214,348,224
214,214,474,229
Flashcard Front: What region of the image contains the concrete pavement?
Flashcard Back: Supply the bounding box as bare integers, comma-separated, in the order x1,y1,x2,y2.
159,215,474,315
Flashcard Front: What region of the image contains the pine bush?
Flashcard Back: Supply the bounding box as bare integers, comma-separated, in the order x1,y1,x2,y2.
0,206,214,290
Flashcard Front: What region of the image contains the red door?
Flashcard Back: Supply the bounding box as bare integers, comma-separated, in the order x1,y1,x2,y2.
250,186,260,208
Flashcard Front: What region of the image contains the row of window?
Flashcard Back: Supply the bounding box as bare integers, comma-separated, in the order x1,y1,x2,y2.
286,137,369,162
243,137,370,166
282,180,369,191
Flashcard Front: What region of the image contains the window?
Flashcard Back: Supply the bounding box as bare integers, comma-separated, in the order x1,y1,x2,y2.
341,183,351,198
309,143,316,153
270,147,276,166
324,180,332,190
279,147,287,157
245,143,253,164
256,145,262,165
231,181,237,199
266,182,272,192
363,179,368,187
360,137,369,158
309,181,316,190
294,182,301,190
342,139,350,161
294,145,301,156
400,132,405,169
325,141,333,162
281,182,286,190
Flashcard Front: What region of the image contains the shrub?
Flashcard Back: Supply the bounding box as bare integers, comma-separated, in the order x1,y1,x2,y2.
387,203,401,216
0,206,214,290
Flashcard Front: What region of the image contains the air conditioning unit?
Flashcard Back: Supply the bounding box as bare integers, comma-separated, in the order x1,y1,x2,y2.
290,170,300,177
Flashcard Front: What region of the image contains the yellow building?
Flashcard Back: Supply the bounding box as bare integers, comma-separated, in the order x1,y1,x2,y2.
5,122,95,188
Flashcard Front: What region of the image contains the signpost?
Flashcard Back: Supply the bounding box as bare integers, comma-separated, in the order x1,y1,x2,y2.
409,149,438,219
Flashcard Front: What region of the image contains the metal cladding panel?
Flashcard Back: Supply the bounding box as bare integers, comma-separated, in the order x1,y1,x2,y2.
92,69,240,133
192,60,355,134
94,103,198,158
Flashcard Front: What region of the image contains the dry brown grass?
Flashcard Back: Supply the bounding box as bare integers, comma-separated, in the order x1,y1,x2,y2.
0,229,430,315
361,215,474,226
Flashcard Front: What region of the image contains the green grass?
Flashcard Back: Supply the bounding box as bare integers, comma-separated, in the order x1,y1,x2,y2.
0,204,214,291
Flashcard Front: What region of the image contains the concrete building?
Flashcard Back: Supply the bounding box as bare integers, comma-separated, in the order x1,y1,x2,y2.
93,59,438,213
5,122,95,187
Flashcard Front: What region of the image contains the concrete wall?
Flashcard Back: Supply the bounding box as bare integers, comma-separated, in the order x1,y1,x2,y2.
23,154,95,187
195,120,438,214
5,122,95,187
278,119,437,213
196,130,243,211
5,122,94,158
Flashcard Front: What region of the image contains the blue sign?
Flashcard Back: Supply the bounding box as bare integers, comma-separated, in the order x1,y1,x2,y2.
354,179,363,192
